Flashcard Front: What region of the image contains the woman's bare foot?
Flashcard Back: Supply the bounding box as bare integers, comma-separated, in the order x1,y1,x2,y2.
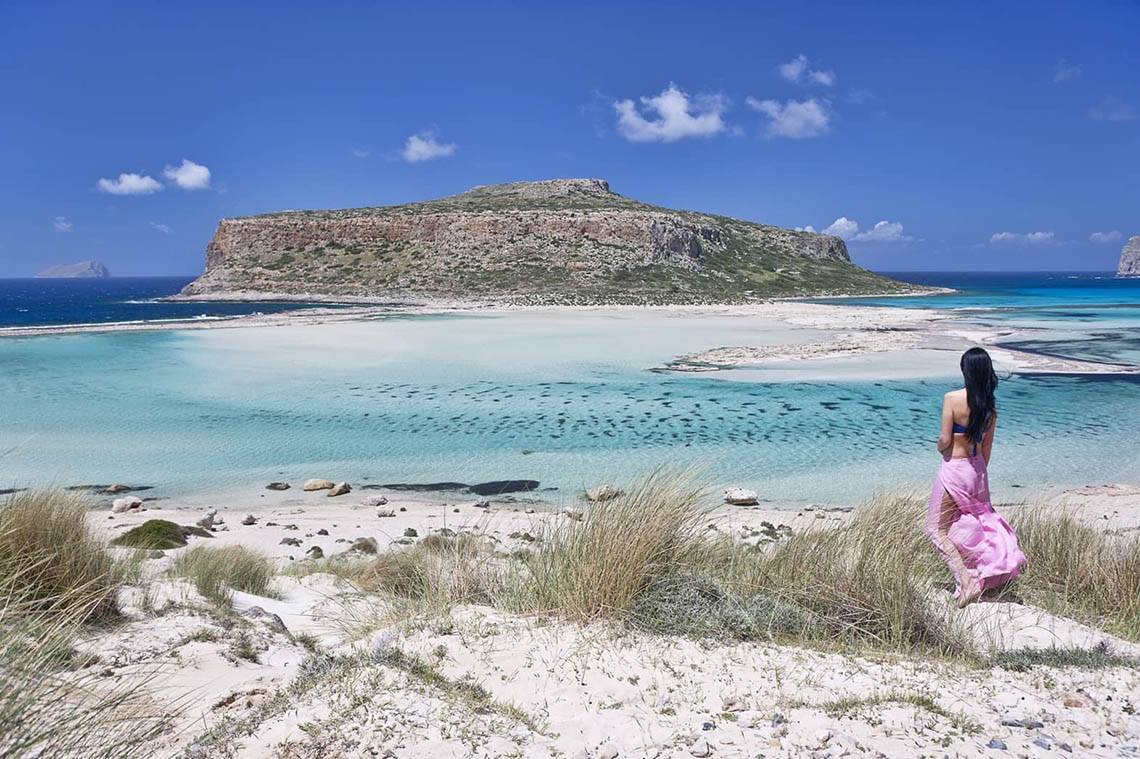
956,578,984,608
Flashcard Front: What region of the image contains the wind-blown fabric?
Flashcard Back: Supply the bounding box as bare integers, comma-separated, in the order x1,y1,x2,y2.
926,454,1026,597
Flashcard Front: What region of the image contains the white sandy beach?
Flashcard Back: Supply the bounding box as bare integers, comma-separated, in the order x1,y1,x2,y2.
77,482,1140,758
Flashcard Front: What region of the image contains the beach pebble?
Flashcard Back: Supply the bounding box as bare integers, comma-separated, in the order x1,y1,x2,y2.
241,514,257,526
688,738,712,757
403,528,418,538
985,738,1007,750
306,546,324,559
111,496,143,513
280,537,302,547
597,747,619,759
721,695,745,712
303,479,334,491
197,509,223,530
350,537,378,554
472,500,491,509
360,495,388,508
586,483,622,502
104,483,132,494
327,482,351,497
376,506,396,518
317,528,329,536
723,487,759,506
266,482,291,491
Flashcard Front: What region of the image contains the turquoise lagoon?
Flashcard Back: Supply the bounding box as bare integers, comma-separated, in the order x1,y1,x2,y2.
2,275,1138,505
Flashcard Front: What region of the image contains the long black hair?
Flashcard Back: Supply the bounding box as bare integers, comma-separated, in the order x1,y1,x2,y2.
960,347,998,443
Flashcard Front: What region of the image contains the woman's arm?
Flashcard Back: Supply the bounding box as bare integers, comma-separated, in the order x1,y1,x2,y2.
980,411,997,465
936,394,954,454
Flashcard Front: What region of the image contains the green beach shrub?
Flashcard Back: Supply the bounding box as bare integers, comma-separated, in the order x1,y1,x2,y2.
110,519,186,550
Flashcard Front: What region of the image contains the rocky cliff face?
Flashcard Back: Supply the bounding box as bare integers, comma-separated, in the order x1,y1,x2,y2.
181,179,907,304
1118,236,1140,277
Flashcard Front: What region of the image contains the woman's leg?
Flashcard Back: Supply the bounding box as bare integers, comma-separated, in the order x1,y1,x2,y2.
926,485,981,606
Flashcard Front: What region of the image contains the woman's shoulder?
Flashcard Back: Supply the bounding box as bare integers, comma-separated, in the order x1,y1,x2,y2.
944,387,967,401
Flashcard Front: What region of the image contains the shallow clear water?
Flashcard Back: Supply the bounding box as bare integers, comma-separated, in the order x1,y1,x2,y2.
1,301,1138,504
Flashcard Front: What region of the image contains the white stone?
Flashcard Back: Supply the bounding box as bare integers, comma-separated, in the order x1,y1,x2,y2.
111,496,143,513
723,487,759,506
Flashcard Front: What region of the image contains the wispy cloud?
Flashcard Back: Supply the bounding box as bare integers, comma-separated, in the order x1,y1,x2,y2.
778,54,836,87
163,159,211,190
1090,97,1136,122
400,131,458,162
52,216,72,232
613,83,728,143
747,97,830,139
1053,59,1081,83
990,231,1056,245
96,172,163,195
150,222,172,234
352,148,371,158
1089,230,1122,243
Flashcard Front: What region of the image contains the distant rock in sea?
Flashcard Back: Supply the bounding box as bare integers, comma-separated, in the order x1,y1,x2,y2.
1117,235,1140,277
35,260,111,278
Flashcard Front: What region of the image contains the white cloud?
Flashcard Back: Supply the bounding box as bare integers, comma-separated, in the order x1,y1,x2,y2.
990,231,1056,245
612,83,727,143
747,97,830,138
778,54,836,86
853,220,913,243
96,172,163,195
163,159,211,190
1090,97,1136,122
1089,230,1122,243
150,222,172,234
53,216,72,232
1053,59,1081,83
795,225,817,233
400,131,458,162
352,148,371,158
822,216,859,240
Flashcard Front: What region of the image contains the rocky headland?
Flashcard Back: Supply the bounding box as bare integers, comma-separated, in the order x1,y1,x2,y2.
1118,235,1140,277
179,179,915,305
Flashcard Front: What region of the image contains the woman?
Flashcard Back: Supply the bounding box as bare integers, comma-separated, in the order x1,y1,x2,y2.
926,347,1026,608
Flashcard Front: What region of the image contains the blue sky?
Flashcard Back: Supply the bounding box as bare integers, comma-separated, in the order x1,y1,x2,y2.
1,1,1138,277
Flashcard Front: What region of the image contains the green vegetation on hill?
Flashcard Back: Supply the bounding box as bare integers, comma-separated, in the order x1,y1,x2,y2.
184,179,919,303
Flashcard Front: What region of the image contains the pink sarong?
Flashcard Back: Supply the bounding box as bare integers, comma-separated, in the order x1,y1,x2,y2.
926,454,1026,598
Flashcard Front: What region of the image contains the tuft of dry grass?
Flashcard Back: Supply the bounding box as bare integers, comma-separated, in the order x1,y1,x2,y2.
0,489,119,622
170,546,277,607
0,493,171,756
352,530,503,608
1008,505,1140,640
512,472,708,620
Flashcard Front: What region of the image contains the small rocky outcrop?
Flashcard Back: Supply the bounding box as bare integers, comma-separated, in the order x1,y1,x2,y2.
303,479,334,491
327,482,351,497
36,259,111,278
1117,235,1140,277
266,482,290,491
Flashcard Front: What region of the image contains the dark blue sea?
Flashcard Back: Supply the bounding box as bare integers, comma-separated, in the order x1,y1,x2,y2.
0,277,324,329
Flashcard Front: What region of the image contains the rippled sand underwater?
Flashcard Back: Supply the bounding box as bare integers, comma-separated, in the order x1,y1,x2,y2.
1,309,1137,504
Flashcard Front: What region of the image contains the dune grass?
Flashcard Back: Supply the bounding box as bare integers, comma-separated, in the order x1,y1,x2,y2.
0,491,170,756
0,489,119,622
337,473,1140,661
1007,506,1140,640
170,545,277,607
110,518,186,550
